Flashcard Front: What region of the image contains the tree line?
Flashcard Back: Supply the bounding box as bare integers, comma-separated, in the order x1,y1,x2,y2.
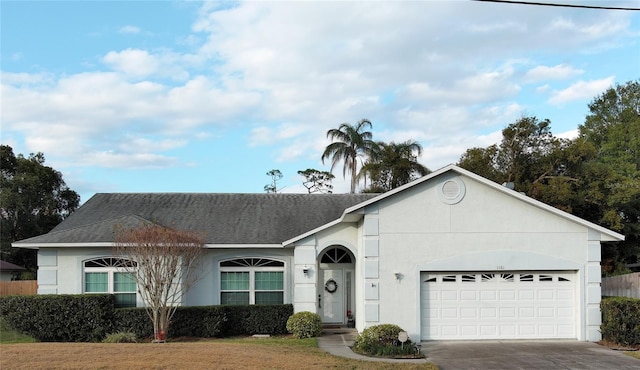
457,81,639,275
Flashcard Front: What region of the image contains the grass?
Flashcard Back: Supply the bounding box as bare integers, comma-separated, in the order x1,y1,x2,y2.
0,327,438,369
625,351,640,360
0,318,36,344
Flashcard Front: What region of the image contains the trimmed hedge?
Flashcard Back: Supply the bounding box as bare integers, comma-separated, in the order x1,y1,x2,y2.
601,297,640,346
114,306,227,338
115,304,292,339
223,304,293,336
0,294,293,342
0,294,115,342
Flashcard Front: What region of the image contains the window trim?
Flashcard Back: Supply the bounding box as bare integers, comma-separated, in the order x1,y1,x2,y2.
83,258,138,308
219,258,285,305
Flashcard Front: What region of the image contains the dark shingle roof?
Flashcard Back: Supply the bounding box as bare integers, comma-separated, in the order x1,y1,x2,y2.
0,260,26,271
15,193,378,245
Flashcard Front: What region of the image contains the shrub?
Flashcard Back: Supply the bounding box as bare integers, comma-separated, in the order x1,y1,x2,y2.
601,297,640,346
113,308,153,339
1,296,292,342
169,306,227,338
286,311,322,339
353,324,418,358
225,304,293,336
114,304,292,339
103,332,137,343
0,295,115,342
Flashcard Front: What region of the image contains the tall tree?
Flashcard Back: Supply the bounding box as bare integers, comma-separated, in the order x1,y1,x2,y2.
264,169,283,193
360,140,430,192
114,224,205,342
458,116,565,197
297,168,335,194
0,145,80,273
457,82,640,274
576,80,640,274
321,119,375,193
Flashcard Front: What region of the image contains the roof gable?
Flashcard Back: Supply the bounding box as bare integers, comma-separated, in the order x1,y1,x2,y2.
284,165,625,245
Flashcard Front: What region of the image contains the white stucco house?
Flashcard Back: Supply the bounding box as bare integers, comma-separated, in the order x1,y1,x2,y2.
14,165,624,342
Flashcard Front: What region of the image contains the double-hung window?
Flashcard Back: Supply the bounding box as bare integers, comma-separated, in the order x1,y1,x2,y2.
84,257,137,308
220,258,284,305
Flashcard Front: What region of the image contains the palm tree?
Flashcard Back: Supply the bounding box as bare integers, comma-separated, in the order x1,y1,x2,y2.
321,119,375,193
360,140,430,192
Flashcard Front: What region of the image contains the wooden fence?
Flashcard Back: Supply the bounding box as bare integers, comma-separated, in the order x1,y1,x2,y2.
0,280,37,297
602,272,640,299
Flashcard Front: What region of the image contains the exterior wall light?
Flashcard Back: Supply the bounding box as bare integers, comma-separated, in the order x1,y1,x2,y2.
394,272,403,280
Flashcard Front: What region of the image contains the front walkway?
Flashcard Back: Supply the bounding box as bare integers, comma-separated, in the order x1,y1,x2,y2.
317,327,429,364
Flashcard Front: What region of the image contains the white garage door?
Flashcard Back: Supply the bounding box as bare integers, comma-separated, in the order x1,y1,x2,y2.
420,271,576,340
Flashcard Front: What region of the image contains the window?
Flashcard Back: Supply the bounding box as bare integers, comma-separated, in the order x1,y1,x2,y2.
84,257,137,308
320,247,352,264
220,258,284,305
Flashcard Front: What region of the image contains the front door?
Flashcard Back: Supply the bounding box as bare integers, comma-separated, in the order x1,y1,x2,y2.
320,269,344,323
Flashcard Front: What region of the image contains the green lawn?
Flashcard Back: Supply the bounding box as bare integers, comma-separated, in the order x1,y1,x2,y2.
0,318,36,344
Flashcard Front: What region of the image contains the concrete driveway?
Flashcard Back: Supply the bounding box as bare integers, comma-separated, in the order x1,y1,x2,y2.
422,340,640,370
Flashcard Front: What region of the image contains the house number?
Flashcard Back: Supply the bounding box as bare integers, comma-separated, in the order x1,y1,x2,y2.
496,265,505,270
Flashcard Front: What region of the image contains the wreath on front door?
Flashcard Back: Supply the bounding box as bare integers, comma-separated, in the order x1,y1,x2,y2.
324,278,338,293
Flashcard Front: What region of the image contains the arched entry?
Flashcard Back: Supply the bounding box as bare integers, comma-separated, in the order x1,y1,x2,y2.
318,245,355,324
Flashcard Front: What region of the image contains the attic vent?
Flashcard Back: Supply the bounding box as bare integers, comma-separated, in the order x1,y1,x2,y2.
442,181,460,199
438,176,466,205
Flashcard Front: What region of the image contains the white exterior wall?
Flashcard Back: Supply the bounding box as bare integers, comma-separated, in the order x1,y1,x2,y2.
38,247,295,308
367,173,600,341
38,247,115,295
186,248,294,306
292,223,361,315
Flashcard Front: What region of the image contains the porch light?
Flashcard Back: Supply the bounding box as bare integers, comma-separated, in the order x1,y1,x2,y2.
394,272,403,280
303,266,310,276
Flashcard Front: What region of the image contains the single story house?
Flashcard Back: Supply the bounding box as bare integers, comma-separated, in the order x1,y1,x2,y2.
14,165,624,341
0,260,26,281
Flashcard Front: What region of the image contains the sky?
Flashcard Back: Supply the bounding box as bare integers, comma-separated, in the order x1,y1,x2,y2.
1,0,639,202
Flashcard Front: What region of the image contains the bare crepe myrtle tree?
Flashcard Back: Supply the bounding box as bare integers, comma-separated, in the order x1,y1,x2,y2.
114,224,205,341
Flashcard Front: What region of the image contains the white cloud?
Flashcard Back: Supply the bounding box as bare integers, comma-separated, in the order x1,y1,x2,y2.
524,64,584,82
103,49,159,78
2,0,635,182
548,77,615,105
118,25,141,34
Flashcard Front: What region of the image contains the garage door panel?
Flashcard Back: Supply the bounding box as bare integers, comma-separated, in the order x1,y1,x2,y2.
538,290,555,300
441,290,457,300
421,271,577,340
480,290,497,300
460,290,477,300
499,307,515,318
518,290,535,300
481,307,497,318
461,307,477,318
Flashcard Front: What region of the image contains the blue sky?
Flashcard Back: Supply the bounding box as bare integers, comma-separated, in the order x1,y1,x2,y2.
2,1,639,202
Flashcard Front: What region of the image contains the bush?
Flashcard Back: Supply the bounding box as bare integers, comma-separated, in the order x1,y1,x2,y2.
286,311,322,339
601,297,640,346
169,306,227,338
113,308,153,339
0,295,115,342
225,304,293,336
1,295,291,342
103,332,137,343
115,304,292,339
353,324,419,358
